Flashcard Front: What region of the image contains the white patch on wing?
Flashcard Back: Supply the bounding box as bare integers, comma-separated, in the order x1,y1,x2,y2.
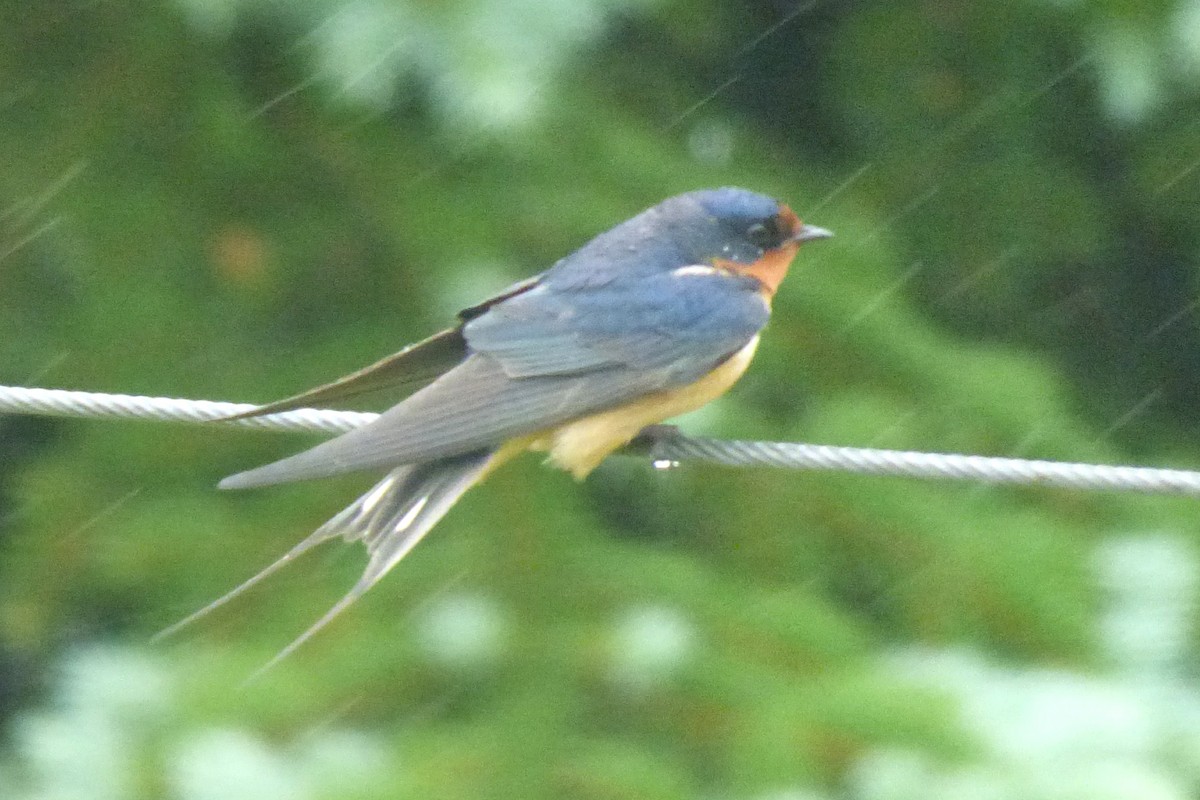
671,264,721,278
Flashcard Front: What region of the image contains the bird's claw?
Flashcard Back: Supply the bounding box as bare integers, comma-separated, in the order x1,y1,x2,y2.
627,424,682,463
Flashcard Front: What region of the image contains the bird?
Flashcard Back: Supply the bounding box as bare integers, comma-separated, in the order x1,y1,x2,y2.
164,187,832,667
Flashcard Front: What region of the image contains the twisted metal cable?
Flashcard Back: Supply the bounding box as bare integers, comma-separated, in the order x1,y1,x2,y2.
0,385,374,434
643,435,1200,495
2,383,1199,496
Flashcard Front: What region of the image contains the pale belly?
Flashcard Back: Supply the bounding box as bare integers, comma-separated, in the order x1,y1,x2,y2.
534,335,761,479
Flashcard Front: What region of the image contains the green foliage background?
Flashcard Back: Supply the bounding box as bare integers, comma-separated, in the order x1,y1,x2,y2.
2,1,1200,798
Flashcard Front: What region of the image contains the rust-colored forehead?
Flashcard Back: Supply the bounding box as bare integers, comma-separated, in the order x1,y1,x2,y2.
777,204,802,235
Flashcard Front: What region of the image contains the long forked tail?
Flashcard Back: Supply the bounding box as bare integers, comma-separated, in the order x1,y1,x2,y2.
156,449,497,676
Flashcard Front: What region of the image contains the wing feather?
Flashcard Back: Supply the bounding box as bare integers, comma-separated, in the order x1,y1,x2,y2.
222,328,467,420
223,274,547,421
219,355,677,488
220,268,769,490
463,271,767,377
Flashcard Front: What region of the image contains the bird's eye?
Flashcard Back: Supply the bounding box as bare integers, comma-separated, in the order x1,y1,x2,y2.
746,218,782,249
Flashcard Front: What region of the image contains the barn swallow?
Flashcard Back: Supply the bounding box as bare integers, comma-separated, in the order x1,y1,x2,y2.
167,187,831,664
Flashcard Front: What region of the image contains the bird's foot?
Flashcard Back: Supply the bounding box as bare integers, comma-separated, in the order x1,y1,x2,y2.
626,424,683,465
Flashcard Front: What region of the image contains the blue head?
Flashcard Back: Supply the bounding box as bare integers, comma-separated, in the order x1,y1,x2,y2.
548,187,831,290
658,187,831,276
686,187,798,264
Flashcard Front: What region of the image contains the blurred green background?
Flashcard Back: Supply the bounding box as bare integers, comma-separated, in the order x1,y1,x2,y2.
3,1,1200,798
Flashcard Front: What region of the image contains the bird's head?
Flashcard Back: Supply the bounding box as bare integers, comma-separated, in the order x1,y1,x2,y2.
544,187,831,295
681,187,832,296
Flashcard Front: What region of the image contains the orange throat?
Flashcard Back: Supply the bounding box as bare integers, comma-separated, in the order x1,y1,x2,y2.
717,241,799,298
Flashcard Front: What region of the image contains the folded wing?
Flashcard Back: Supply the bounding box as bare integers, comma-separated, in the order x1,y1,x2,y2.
220,269,768,489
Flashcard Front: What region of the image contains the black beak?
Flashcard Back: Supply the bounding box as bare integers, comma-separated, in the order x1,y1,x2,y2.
792,223,834,243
